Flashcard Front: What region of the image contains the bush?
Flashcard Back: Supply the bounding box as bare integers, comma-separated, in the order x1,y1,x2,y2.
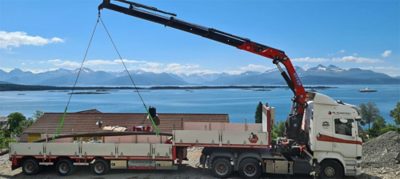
271,121,285,139
366,116,399,139
380,124,399,134
0,130,15,149
390,102,400,125
367,116,386,137
359,102,380,130
7,112,27,137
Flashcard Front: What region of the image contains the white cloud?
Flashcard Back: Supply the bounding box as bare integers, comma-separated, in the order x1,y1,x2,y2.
381,50,392,58
291,55,379,64
10,52,392,76
292,57,328,63
0,31,64,49
227,64,270,75
292,50,383,64
136,62,216,75
333,56,379,64
85,59,118,66
48,59,80,68
45,59,216,75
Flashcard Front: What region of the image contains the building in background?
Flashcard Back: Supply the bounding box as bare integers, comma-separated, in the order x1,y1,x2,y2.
21,109,229,142
0,116,8,130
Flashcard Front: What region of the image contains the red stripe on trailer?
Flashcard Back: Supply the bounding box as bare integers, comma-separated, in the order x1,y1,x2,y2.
11,155,172,161
128,166,156,170
104,156,172,161
174,143,270,149
317,134,362,145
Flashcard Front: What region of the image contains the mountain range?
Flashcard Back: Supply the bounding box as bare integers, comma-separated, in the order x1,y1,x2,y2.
0,65,398,86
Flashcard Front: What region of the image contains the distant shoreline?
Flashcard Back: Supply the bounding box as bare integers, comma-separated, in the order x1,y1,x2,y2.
0,83,335,92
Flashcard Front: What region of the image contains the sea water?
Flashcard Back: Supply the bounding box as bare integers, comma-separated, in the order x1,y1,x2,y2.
0,84,399,123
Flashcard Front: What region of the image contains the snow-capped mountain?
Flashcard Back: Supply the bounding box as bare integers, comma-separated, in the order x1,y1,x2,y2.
0,64,398,86
210,64,399,85
0,68,187,86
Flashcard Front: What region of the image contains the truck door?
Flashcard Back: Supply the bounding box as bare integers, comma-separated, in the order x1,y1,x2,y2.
312,112,333,152
332,117,358,158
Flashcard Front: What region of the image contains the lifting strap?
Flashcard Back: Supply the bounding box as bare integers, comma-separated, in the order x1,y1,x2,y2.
53,16,100,140
98,16,160,135
54,14,160,140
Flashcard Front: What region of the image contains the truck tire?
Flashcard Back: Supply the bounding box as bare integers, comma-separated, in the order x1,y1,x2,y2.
238,158,261,179
212,158,232,178
22,158,40,175
91,159,110,175
56,159,74,176
320,160,343,179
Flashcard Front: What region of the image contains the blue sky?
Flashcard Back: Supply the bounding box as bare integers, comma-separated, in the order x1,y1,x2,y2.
0,0,399,76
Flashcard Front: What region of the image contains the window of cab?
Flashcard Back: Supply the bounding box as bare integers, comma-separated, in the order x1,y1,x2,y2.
334,118,353,136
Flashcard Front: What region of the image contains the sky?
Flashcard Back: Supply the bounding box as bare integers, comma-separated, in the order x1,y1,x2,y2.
0,0,399,76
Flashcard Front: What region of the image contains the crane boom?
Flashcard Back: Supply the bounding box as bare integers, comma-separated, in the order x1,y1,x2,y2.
98,0,307,141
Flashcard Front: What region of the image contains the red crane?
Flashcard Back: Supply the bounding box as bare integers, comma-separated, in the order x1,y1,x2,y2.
98,0,307,141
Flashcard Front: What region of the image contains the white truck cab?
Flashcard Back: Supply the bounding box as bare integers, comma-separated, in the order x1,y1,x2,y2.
305,92,362,177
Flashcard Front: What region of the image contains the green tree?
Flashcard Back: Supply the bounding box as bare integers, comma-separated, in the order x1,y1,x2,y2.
7,112,26,136
359,102,380,130
0,130,15,149
271,121,285,139
255,102,263,123
32,110,44,121
367,116,386,137
275,121,285,137
390,102,400,125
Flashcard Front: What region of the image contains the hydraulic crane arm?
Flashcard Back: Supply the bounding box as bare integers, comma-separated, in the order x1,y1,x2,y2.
98,0,307,140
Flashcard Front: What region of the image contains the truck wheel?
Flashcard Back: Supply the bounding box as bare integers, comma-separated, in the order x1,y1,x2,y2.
91,159,109,175
239,158,261,178
212,158,232,178
22,158,40,175
56,159,74,176
320,160,343,179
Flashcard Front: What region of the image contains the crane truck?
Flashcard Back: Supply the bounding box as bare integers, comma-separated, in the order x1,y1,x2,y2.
8,0,363,178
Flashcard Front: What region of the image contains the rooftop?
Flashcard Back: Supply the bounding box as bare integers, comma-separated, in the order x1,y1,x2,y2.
23,109,229,134
0,116,7,122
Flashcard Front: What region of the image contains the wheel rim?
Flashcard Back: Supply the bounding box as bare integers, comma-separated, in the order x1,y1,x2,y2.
24,161,35,173
243,163,257,177
324,166,336,177
94,163,105,174
59,162,70,174
215,163,228,176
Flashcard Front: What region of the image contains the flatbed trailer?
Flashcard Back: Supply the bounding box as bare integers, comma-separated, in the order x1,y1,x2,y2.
10,105,301,178
9,93,363,179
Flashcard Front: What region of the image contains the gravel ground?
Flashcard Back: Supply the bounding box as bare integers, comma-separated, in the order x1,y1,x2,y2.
362,131,400,168
360,131,400,179
0,150,381,179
